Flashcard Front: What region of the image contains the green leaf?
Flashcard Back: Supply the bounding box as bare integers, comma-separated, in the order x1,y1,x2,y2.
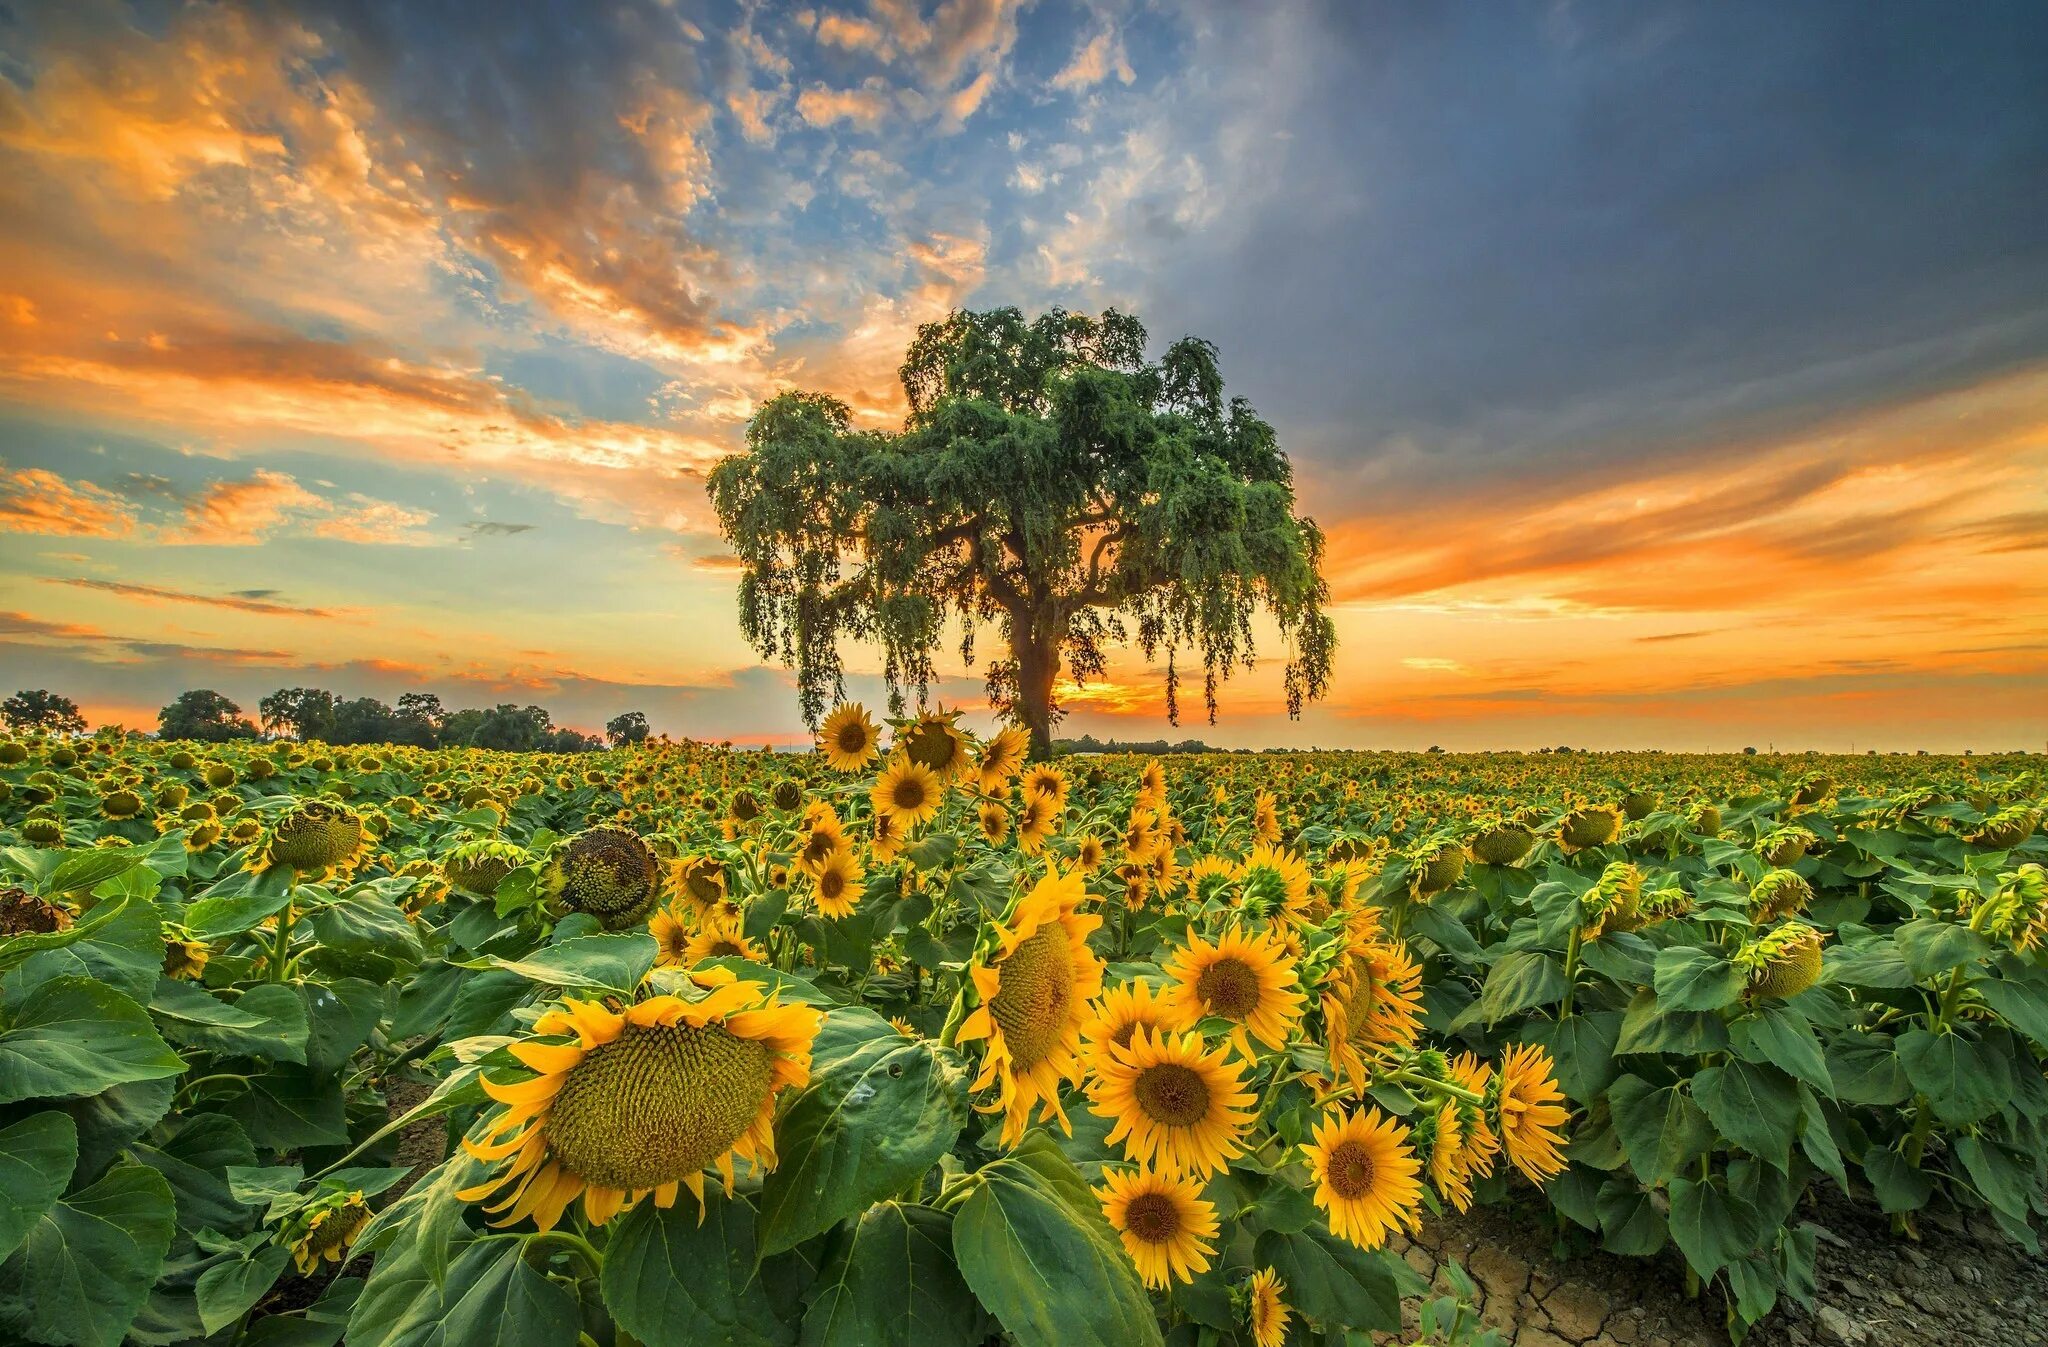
466,933,656,993
1861,1147,1934,1214
0,1112,76,1262
131,1112,257,1236
0,975,184,1104
1730,1005,1833,1097
800,1202,979,1347
436,1235,581,1347
1615,988,1729,1056
1824,1029,1911,1107
1476,950,1567,1025
1525,1011,1620,1103
301,978,385,1077
46,850,143,896
1953,1135,2035,1221
225,1066,349,1150
0,1161,177,1347
759,1036,969,1255
184,867,295,939
1607,1074,1714,1184
195,1245,290,1335
44,899,163,1006
1690,1061,1800,1166
953,1139,1161,1347
1652,945,1744,1012
600,1188,792,1347
1667,1176,1757,1279
1253,1227,1405,1334
307,892,424,980
152,980,310,1064
1595,1177,1667,1256
1893,918,1993,982
1971,976,2048,1050
1898,1027,2010,1127
1822,935,1914,989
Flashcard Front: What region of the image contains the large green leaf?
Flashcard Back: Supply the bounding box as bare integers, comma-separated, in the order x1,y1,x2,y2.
1898,1027,2010,1126
0,1161,177,1347
130,1112,257,1236
151,979,311,1064
0,976,184,1104
1730,1005,1832,1097
1861,1147,1934,1214
600,1188,792,1347
1652,945,1743,1012
1614,988,1729,1056
952,1137,1161,1347
435,1236,581,1347
1524,1011,1621,1103
1606,1074,1714,1185
1690,1061,1800,1166
225,1066,349,1150
1972,976,2048,1050
1893,918,1993,981
1252,1226,1406,1334
466,933,657,993
1595,1176,1667,1256
759,1035,969,1255
0,1112,76,1262
195,1245,290,1335
1667,1175,1759,1279
799,1202,979,1347
183,867,295,940
1475,950,1567,1025
43,900,163,1006
45,851,144,897
1824,1029,1911,1106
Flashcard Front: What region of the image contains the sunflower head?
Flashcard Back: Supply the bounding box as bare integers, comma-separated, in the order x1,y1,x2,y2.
1748,868,1813,922
1557,804,1622,853
1469,821,1535,866
1302,1106,1424,1249
1491,1043,1569,1183
1091,1027,1255,1178
901,712,971,780
444,838,528,897
872,754,944,832
771,779,805,811
811,843,865,919
1408,839,1467,896
1096,1166,1219,1289
0,887,70,936
1247,1268,1290,1347
289,1191,371,1275
1621,790,1659,821
263,800,368,875
1738,922,1826,1001
0,742,23,766
100,787,145,820
1965,805,2038,850
203,762,237,789
459,981,821,1229
542,826,663,930
1163,925,1305,1057
1759,825,1818,867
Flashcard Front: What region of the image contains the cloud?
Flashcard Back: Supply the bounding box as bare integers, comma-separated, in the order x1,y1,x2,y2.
796,82,893,128
50,578,339,618
1051,30,1134,91
0,465,138,537
464,521,538,537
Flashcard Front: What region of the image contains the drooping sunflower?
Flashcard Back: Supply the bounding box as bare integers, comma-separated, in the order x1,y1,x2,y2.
459,978,821,1229
1492,1043,1570,1183
671,855,728,917
871,754,944,832
1136,759,1168,812
1248,1268,1290,1347
1096,1166,1219,1289
1252,791,1281,844
811,843,866,919
1163,925,1305,1057
1749,868,1814,922
977,800,1011,845
288,1191,370,1275
1423,1093,1494,1213
1737,922,1825,1001
955,866,1106,1145
1014,789,1058,855
1300,1107,1424,1249
444,838,527,898
1322,939,1426,1088
541,826,664,930
817,703,881,772
1092,1027,1256,1178
900,711,973,782
254,800,370,878
1081,978,1174,1074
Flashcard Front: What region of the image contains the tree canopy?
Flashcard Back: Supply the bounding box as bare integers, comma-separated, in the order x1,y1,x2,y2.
709,306,1335,756
2,689,85,735
157,690,258,742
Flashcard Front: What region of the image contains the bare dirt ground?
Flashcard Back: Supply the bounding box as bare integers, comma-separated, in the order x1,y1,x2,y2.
1387,1188,2048,1347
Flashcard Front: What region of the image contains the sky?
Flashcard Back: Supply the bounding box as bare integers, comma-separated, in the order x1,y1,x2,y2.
1,0,2045,752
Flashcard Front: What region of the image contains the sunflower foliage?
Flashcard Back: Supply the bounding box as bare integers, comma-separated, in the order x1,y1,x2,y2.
0,728,2041,1347
708,306,1337,760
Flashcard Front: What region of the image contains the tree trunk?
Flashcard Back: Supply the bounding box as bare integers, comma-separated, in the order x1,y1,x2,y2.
1013,621,1061,761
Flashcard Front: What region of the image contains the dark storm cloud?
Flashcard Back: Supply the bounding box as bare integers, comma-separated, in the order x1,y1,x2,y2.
1142,1,2048,506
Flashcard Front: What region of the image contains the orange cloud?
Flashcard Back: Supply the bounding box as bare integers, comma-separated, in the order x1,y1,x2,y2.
49,578,338,618
0,466,138,537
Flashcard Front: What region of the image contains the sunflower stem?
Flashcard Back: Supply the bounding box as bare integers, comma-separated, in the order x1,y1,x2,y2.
937,986,969,1049
269,882,297,982
525,1229,603,1277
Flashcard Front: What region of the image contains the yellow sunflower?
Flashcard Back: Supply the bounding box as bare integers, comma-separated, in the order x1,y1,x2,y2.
1081,978,1174,1074
1163,925,1305,1057
812,843,866,919
1072,833,1107,873
976,726,1030,791
459,979,821,1229
1248,1268,1290,1347
1301,1107,1424,1249
288,1191,370,1275
649,904,694,967
978,800,1011,845
1015,789,1058,855
1322,939,1425,1089
1237,841,1312,912
900,711,973,782
1096,1166,1219,1288
1136,759,1168,812
872,754,944,832
795,804,847,878
818,703,881,772
1020,763,1069,811
1091,1027,1255,1178
684,920,764,965
955,866,1106,1145
1425,1084,1498,1214
1493,1043,1570,1183
1252,791,1281,844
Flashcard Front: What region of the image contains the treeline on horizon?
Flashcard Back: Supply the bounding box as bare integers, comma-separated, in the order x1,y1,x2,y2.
0,686,651,752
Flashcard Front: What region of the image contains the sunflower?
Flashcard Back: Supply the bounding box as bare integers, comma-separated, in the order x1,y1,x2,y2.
1252,791,1281,845
976,726,1030,791
649,904,694,967
869,809,906,864
1737,922,1825,1000
1236,842,1312,913
901,711,972,782
1301,1107,1423,1249
956,866,1105,1145
872,755,944,832
978,800,1011,845
817,703,881,772
811,843,866,919
1014,789,1058,855
1136,760,1168,812
288,1191,370,1275
459,979,821,1229
1163,925,1305,1057
1322,940,1425,1088
1072,832,1107,873
162,937,209,981
1749,869,1813,922
1248,1268,1290,1347
1424,1092,1496,1213
1092,1027,1255,1178
1081,979,1174,1073
1020,763,1069,812
685,920,764,965
1492,1043,1569,1183
1096,1167,1219,1289
255,800,369,877
795,805,847,878
444,838,527,898
541,826,664,930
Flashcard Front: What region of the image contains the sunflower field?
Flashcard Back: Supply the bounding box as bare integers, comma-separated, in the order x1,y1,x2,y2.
0,718,2043,1347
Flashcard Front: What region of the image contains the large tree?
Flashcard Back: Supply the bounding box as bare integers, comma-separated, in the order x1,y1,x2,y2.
2,689,85,735
709,307,1335,757
158,690,258,742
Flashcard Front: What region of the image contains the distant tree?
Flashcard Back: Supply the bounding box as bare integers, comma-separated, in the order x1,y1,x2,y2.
259,686,337,741
2,689,85,735
330,696,398,745
543,727,603,752
606,711,651,747
158,690,258,742
710,306,1335,759
453,704,551,752
392,692,445,747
